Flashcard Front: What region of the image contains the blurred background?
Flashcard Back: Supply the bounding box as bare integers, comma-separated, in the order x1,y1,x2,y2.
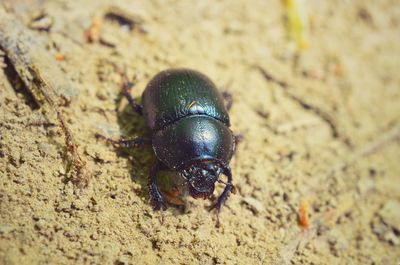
0,0,399,264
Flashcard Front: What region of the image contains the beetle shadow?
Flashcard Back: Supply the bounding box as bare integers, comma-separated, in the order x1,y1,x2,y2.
115,95,154,199
115,95,188,212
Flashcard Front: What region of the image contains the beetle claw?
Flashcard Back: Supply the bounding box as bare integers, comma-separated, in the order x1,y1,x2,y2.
209,202,222,213
209,204,222,228
209,181,235,213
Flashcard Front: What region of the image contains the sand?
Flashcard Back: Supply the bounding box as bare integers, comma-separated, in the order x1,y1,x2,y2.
0,0,399,264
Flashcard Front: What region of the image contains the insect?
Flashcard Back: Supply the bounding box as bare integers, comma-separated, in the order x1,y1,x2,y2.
97,68,238,212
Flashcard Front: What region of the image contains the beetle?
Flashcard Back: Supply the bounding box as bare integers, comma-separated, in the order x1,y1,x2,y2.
96,68,238,212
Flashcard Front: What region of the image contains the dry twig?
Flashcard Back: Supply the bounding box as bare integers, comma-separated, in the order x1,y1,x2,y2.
0,7,88,186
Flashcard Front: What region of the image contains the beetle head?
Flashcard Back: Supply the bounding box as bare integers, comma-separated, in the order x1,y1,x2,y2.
180,161,222,199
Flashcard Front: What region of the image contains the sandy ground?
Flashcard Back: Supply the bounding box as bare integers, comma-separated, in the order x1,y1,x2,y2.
0,0,400,264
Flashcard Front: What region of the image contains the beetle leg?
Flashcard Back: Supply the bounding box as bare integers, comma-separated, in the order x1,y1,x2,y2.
222,91,233,111
121,79,144,115
211,165,235,213
233,133,244,153
234,134,243,144
95,133,151,148
107,61,143,115
149,161,167,211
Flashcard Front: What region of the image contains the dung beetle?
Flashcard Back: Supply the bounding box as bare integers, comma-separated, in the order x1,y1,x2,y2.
97,68,238,212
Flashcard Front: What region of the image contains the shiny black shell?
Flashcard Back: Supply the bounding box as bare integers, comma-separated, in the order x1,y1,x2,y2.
141,69,234,169
142,69,230,131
